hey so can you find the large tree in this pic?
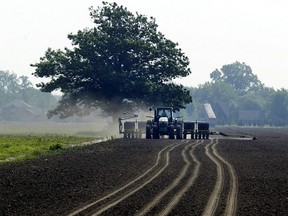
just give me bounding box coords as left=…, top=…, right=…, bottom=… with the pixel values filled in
left=31, top=2, right=192, bottom=119
left=210, top=61, right=263, bottom=94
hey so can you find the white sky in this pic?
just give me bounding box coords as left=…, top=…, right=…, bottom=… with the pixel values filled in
left=1, top=0, right=288, bottom=89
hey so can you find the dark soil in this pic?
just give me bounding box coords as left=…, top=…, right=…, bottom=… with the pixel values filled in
left=0, top=128, right=288, bottom=215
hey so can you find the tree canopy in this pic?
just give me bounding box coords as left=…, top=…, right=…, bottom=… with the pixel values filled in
left=268, top=89, right=288, bottom=126
left=210, top=61, right=263, bottom=94
left=0, top=70, right=33, bottom=107
left=32, top=2, right=192, bottom=118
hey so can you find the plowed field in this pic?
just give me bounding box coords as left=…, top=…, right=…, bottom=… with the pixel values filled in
left=1, top=128, right=288, bottom=215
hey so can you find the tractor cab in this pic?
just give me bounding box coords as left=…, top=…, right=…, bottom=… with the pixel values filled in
left=146, top=107, right=178, bottom=139
left=155, top=107, right=173, bottom=123
left=146, top=106, right=210, bottom=140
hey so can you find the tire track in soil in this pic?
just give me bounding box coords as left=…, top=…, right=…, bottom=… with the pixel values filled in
left=157, top=140, right=202, bottom=216
left=67, top=140, right=185, bottom=216
left=68, top=139, right=238, bottom=216
left=137, top=140, right=202, bottom=216
left=212, top=141, right=238, bottom=216
left=202, top=139, right=238, bottom=216
left=202, top=139, right=224, bottom=216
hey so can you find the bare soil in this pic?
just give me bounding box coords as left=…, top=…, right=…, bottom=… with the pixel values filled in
left=0, top=128, right=287, bottom=215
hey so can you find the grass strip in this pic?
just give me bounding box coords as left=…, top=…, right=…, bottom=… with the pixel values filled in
left=0, top=134, right=97, bottom=163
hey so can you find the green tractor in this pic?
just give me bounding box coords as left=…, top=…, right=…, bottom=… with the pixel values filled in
left=145, top=107, right=183, bottom=139
left=118, top=107, right=209, bottom=139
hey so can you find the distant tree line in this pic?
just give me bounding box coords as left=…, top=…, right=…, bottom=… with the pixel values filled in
left=182, top=61, right=288, bottom=126
left=0, top=70, right=57, bottom=121
left=3, top=60, right=287, bottom=126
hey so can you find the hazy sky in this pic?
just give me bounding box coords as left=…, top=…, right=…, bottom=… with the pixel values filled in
left=1, top=0, right=288, bottom=89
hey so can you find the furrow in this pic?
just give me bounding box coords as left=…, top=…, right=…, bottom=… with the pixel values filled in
left=137, top=140, right=196, bottom=216
left=158, top=140, right=202, bottom=216
left=67, top=141, right=181, bottom=216
left=90, top=141, right=185, bottom=216
left=212, top=142, right=238, bottom=216
left=202, top=140, right=224, bottom=216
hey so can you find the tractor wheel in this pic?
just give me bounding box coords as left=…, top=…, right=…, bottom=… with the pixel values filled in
left=199, top=133, right=203, bottom=139
left=124, top=132, right=128, bottom=139
left=191, top=132, right=194, bottom=139
left=153, top=125, right=159, bottom=139
left=176, top=125, right=182, bottom=139
left=169, top=125, right=174, bottom=139
left=146, top=125, right=151, bottom=139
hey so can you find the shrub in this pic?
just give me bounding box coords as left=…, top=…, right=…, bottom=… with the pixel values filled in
left=49, top=143, right=63, bottom=151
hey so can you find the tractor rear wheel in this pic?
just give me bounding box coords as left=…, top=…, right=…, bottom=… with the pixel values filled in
left=183, top=132, right=187, bottom=139
left=146, top=125, right=151, bottom=139
left=124, top=132, right=128, bottom=139
left=169, top=125, right=174, bottom=139
left=176, top=125, right=182, bottom=139
left=206, top=132, right=209, bottom=139
left=153, top=125, right=159, bottom=139
left=191, top=132, right=194, bottom=139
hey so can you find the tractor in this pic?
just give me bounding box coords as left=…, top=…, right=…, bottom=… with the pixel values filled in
left=145, top=107, right=183, bottom=139
left=118, top=107, right=257, bottom=140
left=118, top=107, right=210, bottom=139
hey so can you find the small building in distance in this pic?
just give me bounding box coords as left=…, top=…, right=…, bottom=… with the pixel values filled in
left=203, top=103, right=216, bottom=127
left=0, top=99, right=44, bottom=122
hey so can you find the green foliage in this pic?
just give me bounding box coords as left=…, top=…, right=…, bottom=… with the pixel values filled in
left=186, top=82, right=238, bottom=123
left=210, top=61, right=263, bottom=94
left=196, top=81, right=237, bottom=104
left=268, top=89, right=288, bottom=126
left=0, top=134, right=95, bottom=163
left=185, top=61, right=288, bottom=126
left=238, top=93, right=264, bottom=110
left=0, top=70, right=57, bottom=121
left=0, top=70, right=29, bottom=108
left=32, top=1, right=192, bottom=119
left=49, top=143, right=63, bottom=151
